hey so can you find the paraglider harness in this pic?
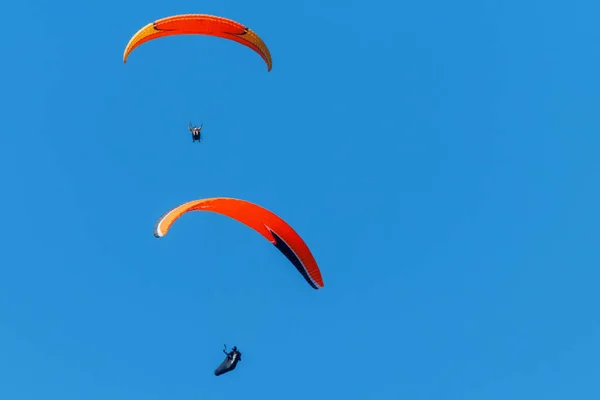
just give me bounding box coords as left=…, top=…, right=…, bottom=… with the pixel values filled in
left=189, top=122, right=203, bottom=143
left=214, top=345, right=242, bottom=376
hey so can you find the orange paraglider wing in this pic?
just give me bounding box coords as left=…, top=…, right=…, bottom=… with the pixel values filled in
left=154, top=198, right=323, bottom=289
left=123, top=14, right=272, bottom=71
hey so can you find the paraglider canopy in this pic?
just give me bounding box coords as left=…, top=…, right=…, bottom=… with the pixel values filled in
left=123, top=14, right=272, bottom=71
left=154, top=197, right=324, bottom=290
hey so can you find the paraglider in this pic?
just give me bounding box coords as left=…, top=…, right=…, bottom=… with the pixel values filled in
left=123, top=14, right=273, bottom=71
left=188, top=122, right=203, bottom=142
left=153, top=197, right=324, bottom=290
left=121, top=9, right=317, bottom=379
left=214, top=345, right=242, bottom=376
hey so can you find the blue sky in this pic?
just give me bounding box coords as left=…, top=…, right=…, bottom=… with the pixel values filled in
left=1, top=0, right=599, bottom=398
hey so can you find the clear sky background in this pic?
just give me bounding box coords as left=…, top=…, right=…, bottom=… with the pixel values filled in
left=1, top=0, right=599, bottom=399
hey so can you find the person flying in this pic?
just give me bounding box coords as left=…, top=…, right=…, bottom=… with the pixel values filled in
left=214, top=345, right=242, bottom=376
left=188, top=122, right=203, bottom=142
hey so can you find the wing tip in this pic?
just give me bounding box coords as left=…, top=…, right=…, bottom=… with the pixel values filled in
left=153, top=223, right=165, bottom=238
